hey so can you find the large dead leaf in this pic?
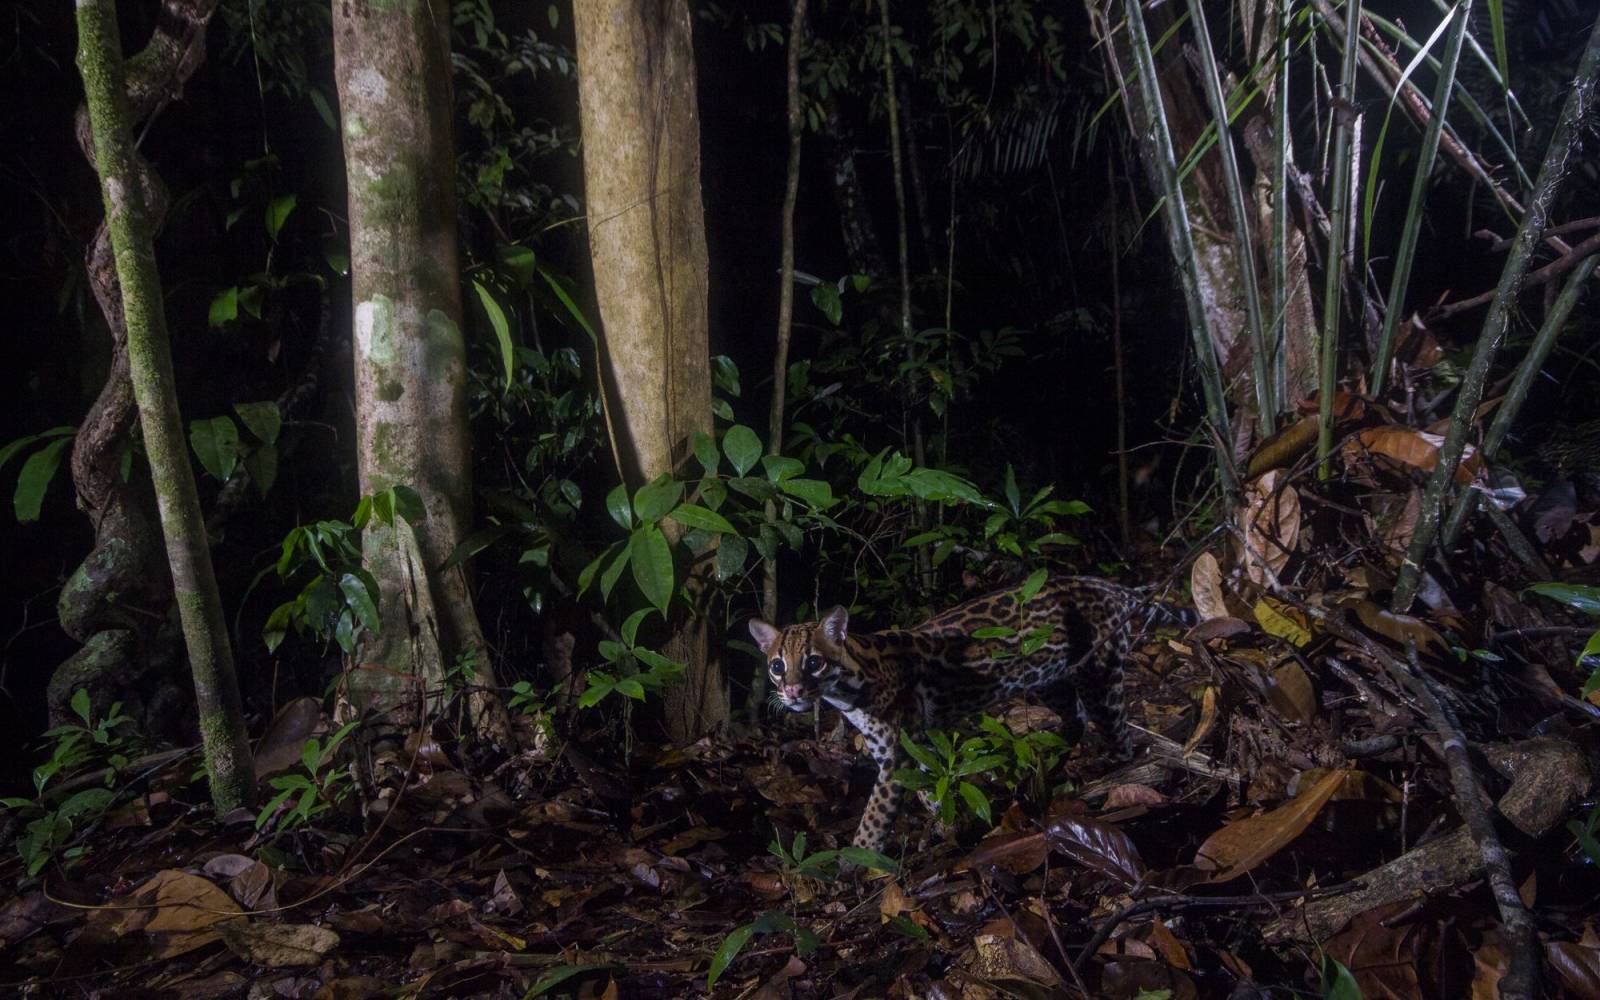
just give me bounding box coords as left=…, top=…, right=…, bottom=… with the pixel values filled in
left=1045, top=811, right=1146, bottom=885
left=1192, top=769, right=1349, bottom=883
left=1239, top=470, right=1300, bottom=584
left=1190, top=553, right=1229, bottom=622
left=1265, top=659, right=1318, bottom=723
left=1349, top=600, right=1449, bottom=657
left=219, top=921, right=340, bottom=967
left=1350, top=427, right=1482, bottom=485
left=91, top=869, right=244, bottom=960
left=1253, top=598, right=1314, bottom=647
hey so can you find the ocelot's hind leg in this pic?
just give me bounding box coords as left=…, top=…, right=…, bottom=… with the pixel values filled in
left=1078, top=657, right=1135, bottom=760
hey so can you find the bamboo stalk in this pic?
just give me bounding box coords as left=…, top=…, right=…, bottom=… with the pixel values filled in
left=1391, top=14, right=1600, bottom=611
left=1186, top=0, right=1275, bottom=432
left=1272, top=0, right=1293, bottom=406
left=1439, top=253, right=1599, bottom=547
left=1317, top=0, right=1364, bottom=479
left=1370, top=0, right=1472, bottom=396
left=1121, top=0, right=1238, bottom=503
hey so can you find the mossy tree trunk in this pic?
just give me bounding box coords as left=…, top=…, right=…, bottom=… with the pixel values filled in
left=573, top=0, right=727, bottom=742
left=74, top=0, right=254, bottom=813
left=332, top=0, right=510, bottom=745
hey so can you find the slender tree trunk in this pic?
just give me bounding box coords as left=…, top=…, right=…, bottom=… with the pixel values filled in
left=332, top=0, right=510, bottom=744
left=574, top=0, right=727, bottom=742
left=75, top=0, right=254, bottom=812
left=754, top=0, right=809, bottom=720
left=821, top=96, right=887, bottom=280
left=57, top=0, right=219, bottom=733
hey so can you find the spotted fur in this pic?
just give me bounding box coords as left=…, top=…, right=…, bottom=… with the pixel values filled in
left=749, top=575, right=1193, bottom=852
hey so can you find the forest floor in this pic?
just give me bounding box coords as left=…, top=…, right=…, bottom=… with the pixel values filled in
left=5, top=423, right=1600, bottom=997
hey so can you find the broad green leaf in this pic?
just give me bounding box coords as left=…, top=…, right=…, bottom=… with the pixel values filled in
left=334, top=608, right=356, bottom=653
left=265, top=194, right=297, bottom=241
left=189, top=417, right=240, bottom=481
left=667, top=503, right=736, bottom=534
left=439, top=524, right=513, bottom=572
left=390, top=485, right=426, bottom=523
left=578, top=678, right=614, bottom=708
left=838, top=846, right=898, bottom=872
left=308, top=87, right=337, bottom=131
left=338, top=572, right=380, bottom=632
left=958, top=781, right=992, bottom=824
left=811, top=282, right=843, bottom=325
left=630, top=523, right=674, bottom=614
left=633, top=647, right=683, bottom=675
left=779, top=478, right=835, bottom=510
left=616, top=678, right=647, bottom=700
left=1019, top=567, right=1049, bottom=603
left=538, top=267, right=599, bottom=344
left=1003, top=464, right=1021, bottom=514
left=234, top=401, right=282, bottom=445
left=692, top=430, right=720, bottom=475
left=715, top=534, right=748, bottom=581
left=242, top=443, right=277, bottom=498
left=1526, top=583, right=1600, bottom=616
left=209, top=287, right=239, bottom=327
left=1320, top=955, right=1363, bottom=1000
left=633, top=476, right=684, bottom=524
left=707, top=922, right=757, bottom=988
left=606, top=483, right=633, bottom=530
left=761, top=455, right=805, bottom=482
left=711, top=354, right=741, bottom=397
left=723, top=425, right=762, bottom=476
left=528, top=964, right=613, bottom=997
left=496, top=243, right=537, bottom=288
left=71, top=688, right=91, bottom=725
left=621, top=607, right=652, bottom=647
left=472, top=280, right=516, bottom=390
left=0, top=426, right=73, bottom=474
left=14, top=437, right=72, bottom=522
left=600, top=543, right=631, bottom=600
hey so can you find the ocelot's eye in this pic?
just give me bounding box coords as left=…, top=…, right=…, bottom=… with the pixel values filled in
left=805, top=655, right=824, bottom=673
left=769, top=659, right=784, bottom=677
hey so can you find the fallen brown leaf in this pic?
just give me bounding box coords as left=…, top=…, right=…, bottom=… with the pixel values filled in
left=1191, top=769, right=1349, bottom=883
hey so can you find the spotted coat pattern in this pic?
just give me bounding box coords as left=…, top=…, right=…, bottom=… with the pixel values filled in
left=748, top=576, right=1194, bottom=852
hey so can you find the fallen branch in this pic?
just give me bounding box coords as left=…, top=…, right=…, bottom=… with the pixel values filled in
left=1429, top=230, right=1600, bottom=320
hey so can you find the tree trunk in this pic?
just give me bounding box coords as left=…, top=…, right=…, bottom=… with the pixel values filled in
left=573, top=0, right=726, bottom=742
left=332, top=0, right=510, bottom=744
left=75, top=0, right=254, bottom=812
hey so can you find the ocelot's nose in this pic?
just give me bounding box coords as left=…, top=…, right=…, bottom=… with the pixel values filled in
left=782, top=684, right=804, bottom=700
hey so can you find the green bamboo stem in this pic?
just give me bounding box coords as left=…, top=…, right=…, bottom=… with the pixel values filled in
left=1370, top=0, right=1472, bottom=396
left=1272, top=0, right=1293, bottom=406
left=1122, top=0, right=1238, bottom=502
left=1439, top=252, right=1599, bottom=547
left=1317, top=0, right=1364, bottom=480
left=76, top=0, right=255, bottom=812
left=1186, top=0, right=1275, bottom=433
left=1391, top=14, right=1600, bottom=612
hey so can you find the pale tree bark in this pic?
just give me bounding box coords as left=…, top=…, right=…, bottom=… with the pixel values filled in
left=75, top=0, right=254, bottom=812
left=332, top=0, right=510, bottom=744
left=573, top=0, right=727, bottom=742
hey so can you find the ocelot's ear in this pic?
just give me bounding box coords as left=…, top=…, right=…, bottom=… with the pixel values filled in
left=748, top=619, right=779, bottom=650
left=820, top=605, right=849, bottom=645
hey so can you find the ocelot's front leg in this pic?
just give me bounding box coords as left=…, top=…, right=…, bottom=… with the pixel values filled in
left=848, top=714, right=905, bottom=853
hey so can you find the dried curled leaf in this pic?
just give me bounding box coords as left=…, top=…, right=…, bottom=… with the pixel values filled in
left=1192, top=769, right=1350, bottom=883
left=1239, top=470, right=1300, bottom=584
left=1190, top=552, right=1229, bottom=622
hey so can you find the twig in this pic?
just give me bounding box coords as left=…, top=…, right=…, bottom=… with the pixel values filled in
left=1430, top=231, right=1600, bottom=320
left=1071, top=882, right=1358, bottom=974
left=1385, top=640, right=1541, bottom=1000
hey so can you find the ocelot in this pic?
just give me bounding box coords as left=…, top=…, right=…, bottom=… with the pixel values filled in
left=749, top=575, right=1194, bottom=852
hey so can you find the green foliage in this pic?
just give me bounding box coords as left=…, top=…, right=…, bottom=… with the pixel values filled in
left=261, top=486, right=422, bottom=656
left=577, top=609, right=685, bottom=709
left=707, top=833, right=898, bottom=988
left=896, top=715, right=1071, bottom=828
left=1570, top=803, right=1600, bottom=867
left=1524, top=583, right=1600, bottom=697
left=0, top=690, right=139, bottom=877
left=0, top=426, right=76, bottom=523
left=254, top=720, right=360, bottom=836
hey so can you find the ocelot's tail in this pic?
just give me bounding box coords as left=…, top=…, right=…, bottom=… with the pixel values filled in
left=1128, top=593, right=1197, bottom=634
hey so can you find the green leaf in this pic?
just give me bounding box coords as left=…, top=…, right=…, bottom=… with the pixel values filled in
left=189, top=417, right=240, bottom=481
left=71, top=688, right=92, bottom=725
left=723, top=425, right=763, bottom=476
left=1320, top=955, right=1363, bottom=1000
left=971, top=625, right=1016, bottom=639
left=707, top=922, right=758, bottom=988
left=265, top=194, right=297, bottom=241
left=958, top=781, right=992, bottom=824
left=711, top=354, right=741, bottom=397
left=578, top=678, right=615, bottom=709
left=389, top=485, right=425, bottom=523
left=440, top=524, right=513, bottom=572
left=838, top=846, right=898, bottom=872
left=692, top=431, right=720, bottom=475
left=528, top=964, right=612, bottom=997
left=899, top=731, right=940, bottom=770
left=811, top=282, right=843, bottom=325
left=1003, top=464, right=1021, bottom=515
left=209, top=286, right=239, bottom=327
left=538, top=267, right=599, bottom=344
left=1526, top=583, right=1600, bottom=616
left=307, top=87, right=337, bottom=130
left=633, top=646, right=683, bottom=677
left=621, top=607, right=652, bottom=647
left=496, top=244, right=537, bottom=288
left=779, top=478, right=835, bottom=511
left=633, top=476, right=684, bottom=524
left=630, top=523, right=674, bottom=614
left=616, top=678, right=647, bottom=700
left=334, top=608, right=356, bottom=653
left=761, top=455, right=805, bottom=482
left=338, top=572, right=380, bottom=632
left=234, top=401, right=282, bottom=445
left=599, top=543, right=631, bottom=600
left=13, top=437, right=71, bottom=522
left=667, top=503, right=736, bottom=534
left=606, top=483, right=633, bottom=530
left=0, top=427, right=73, bottom=475
left=1019, top=567, right=1049, bottom=603
left=472, top=280, right=516, bottom=390
left=715, top=534, right=748, bottom=581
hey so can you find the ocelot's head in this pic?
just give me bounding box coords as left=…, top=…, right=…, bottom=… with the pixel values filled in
left=748, top=607, right=851, bottom=711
